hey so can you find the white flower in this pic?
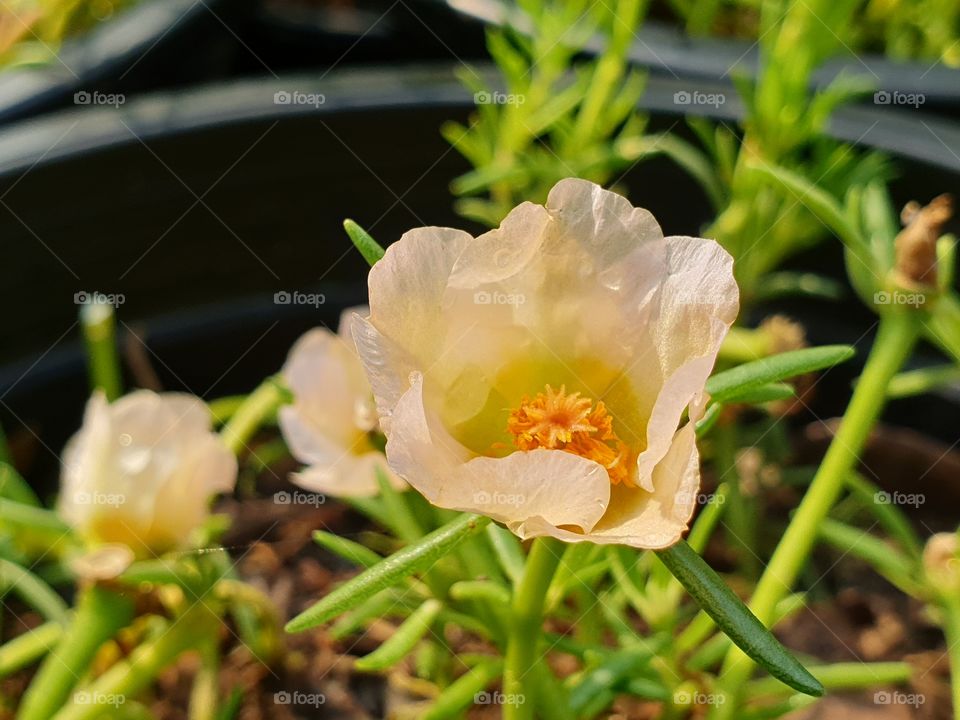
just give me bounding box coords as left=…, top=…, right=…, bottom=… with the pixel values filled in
left=58, top=390, right=236, bottom=555
left=352, top=178, right=739, bottom=548
left=279, top=309, right=405, bottom=498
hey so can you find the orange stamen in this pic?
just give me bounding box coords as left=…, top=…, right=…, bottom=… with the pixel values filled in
left=507, top=384, right=633, bottom=486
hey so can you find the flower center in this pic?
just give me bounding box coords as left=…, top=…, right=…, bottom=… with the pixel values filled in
left=507, top=384, right=633, bottom=486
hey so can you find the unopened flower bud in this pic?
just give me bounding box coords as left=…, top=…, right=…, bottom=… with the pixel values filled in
left=923, top=532, right=960, bottom=596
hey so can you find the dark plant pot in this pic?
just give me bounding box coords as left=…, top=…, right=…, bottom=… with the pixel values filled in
left=0, top=0, right=490, bottom=126
left=1, top=64, right=958, bottom=497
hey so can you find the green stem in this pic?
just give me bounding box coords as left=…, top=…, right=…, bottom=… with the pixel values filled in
left=746, top=661, right=913, bottom=698
left=0, top=558, right=68, bottom=623
left=52, top=604, right=212, bottom=720
left=712, top=312, right=919, bottom=717
left=218, top=378, right=286, bottom=455
left=187, top=631, right=220, bottom=720
left=80, top=303, right=122, bottom=402
left=944, top=597, right=960, bottom=720
left=0, top=462, right=40, bottom=506
left=206, top=396, right=247, bottom=426
left=717, top=423, right=758, bottom=578
left=0, top=621, right=64, bottom=678
left=503, top=537, right=564, bottom=720
left=18, top=585, right=135, bottom=720
left=0, top=422, right=11, bottom=465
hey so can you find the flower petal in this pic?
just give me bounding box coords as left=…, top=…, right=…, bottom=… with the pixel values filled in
left=386, top=372, right=610, bottom=532
left=524, top=421, right=701, bottom=549
left=631, top=236, right=738, bottom=490
left=292, top=451, right=402, bottom=498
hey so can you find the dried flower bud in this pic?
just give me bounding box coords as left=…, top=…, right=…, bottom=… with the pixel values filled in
left=760, top=315, right=807, bottom=355
left=894, top=194, right=953, bottom=288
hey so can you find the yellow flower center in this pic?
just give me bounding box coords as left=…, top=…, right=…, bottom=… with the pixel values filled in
left=507, top=384, right=634, bottom=487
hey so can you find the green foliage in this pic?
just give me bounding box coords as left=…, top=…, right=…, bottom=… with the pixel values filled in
left=705, top=345, right=856, bottom=402
left=0, top=0, right=138, bottom=69
left=444, top=0, right=651, bottom=226
left=343, top=219, right=386, bottom=267
left=286, top=514, right=491, bottom=632
left=669, top=0, right=960, bottom=66
left=699, top=0, right=892, bottom=301
left=656, top=541, right=823, bottom=697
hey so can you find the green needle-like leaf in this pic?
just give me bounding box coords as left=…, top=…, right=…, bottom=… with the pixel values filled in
left=655, top=540, right=823, bottom=697
left=313, top=530, right=383, bottom=568
left=706, top=345, right=855, bottom=403
left=0, top=462, right=39, bottom=506
left=354, top=599, right=442, bottom=671
left=0, top=559, right=68, bottom=623
left=421, top=657, right=504, bottom=720
left=286, top=514, right=490, bottom=632
left=718, top=382, right=795, bottom=405
left=17, top=586, right=135, bottom=720
left=343, top=219, right=385, bottom=267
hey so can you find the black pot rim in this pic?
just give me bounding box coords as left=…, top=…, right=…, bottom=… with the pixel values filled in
left=0, top=0, right=215, bottom=124
left=0, top=63, right=956, bottom=179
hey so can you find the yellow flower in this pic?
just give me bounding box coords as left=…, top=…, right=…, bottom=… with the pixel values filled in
left=352, top=179, right=738, bottom=549
left=279, top=309, right=405, bottom=497
left=58, top=390, right=236, bottom=555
